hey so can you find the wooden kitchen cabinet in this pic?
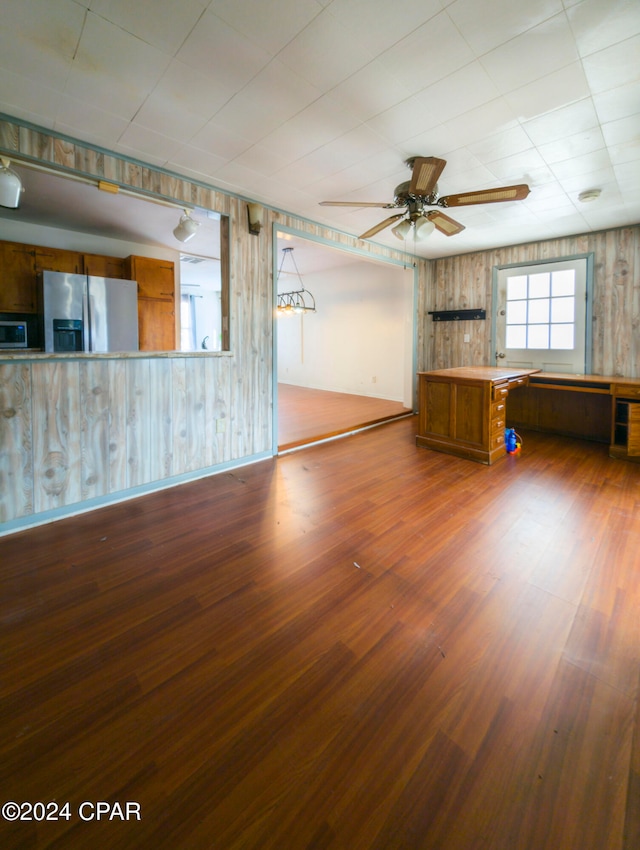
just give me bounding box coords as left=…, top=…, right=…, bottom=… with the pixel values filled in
left=137, top=298, right=176, bottom=352
left=124, top=255, right=175, bottom=300
left=0, top=240, right=37, bottom=312
left=35, top=246, right=83, bottom=274
left=124, top=255, right=176, bottom=350
left=82, top=253, right=125, bottom=278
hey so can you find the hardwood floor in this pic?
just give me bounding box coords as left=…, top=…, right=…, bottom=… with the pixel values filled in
left=278, top=383, right=412, bottom=450
left=1, top=418, right=639, bottom=849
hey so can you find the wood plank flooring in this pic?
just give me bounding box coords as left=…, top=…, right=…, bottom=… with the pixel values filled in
left=278, top=383, right=412, bottom=450
left=1, top=418, right=639, bottom=849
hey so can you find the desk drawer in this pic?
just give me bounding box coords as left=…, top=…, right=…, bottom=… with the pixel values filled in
left=508, top=376, right=528, bottom=390
left=493, top=383, right=509, bottom=402
left=613, top=384, right=640, bottom=399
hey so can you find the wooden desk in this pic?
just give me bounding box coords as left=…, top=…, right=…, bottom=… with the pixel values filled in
left=417, top=368, right=640, bottom=464
left=509, top=372, right=640, bottom=461
left=416, top=367, right=540, bottom=465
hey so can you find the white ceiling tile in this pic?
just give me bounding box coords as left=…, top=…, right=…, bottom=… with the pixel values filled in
left=504, top=63, right=590, bottom=122
left=138, top=60, right=234, bottom=127
left=88, top=0, right=207, bottom=54
left=367, top=93, right=441, bottom=145
left=0, top=70, right=63, bottom=126
left=608, top=138, right=640, bottom=167
left=550, top=148, right=613, bottom=180
left=601, top=114, right=640, bottom=147
left=566, top=0, right=640, bottom=57
left=327, top=0, right=443, bottom=54
left=54, top=94, right=129, bottom=146
left=168, top=145, right=229, bottom=180
left=581, top=34, right=640, bottom=94
left=209, top=60, right=322, bottom=142
left=0, top=0, right=84, bottom=89
left=413, top=64, right=502, bottom=126
left=557, top=165, right=617, bottom=194
left=468, top=126, right=537, bottom=164
left=209, top=0, right=324, bottom=54
left=189, top=121, right=254, bottom=161
left=593, top=80, right=640, bottom=123
left=65, top=12, right=171, bottom=119
left=432, top=99, right=520, bottom=151
left=117, top=123, right=184, bottom=163
left=257, top=95, right=361, bottom=161
left=176, top=8, right=271, bottom=86
left=481, top=14, right=579, bottom=93
left=522, top=98, right=600, bottom=145
left=447, top=0, right=564, bottom=55
left=378, top=11, right=475, bottom=96
left=330, top=61, right=413, bottom=123
left=485, top=148, right=549, bottom=182
left=537, top=126, right=606, bottom=164
left=277, top=10, right=374, bottom=90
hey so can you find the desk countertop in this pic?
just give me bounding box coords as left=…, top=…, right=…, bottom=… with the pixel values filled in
left=418, top=366, right=541, bottom=382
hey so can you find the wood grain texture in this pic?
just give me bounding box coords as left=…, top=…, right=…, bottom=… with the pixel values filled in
left=0, top=418, right=639, bottom=849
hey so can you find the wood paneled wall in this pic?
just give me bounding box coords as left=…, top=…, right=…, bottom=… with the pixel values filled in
left=420, top=227, right=640, bottom=378
left=0, top=118, right=414, bottom=530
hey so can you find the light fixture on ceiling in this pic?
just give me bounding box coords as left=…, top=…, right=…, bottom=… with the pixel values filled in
left=392, top=213, right=435, bottom=241
left=578, top=188, right=601, bottom=203
left=276, top=247, right=316, bottom=316
left=247, top=202, right=264, bottom=236
left=173, top=209, right=199, bottom=242
left=0, top=157, right=24, bottom=208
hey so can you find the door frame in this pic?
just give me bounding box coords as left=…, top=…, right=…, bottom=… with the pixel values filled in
left=272, top=226, right=419, bottom=456
left=491, top=252, right=595, bottom=374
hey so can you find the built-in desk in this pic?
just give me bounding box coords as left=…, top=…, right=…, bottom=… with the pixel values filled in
left=416, top=367, right=540, bottom=464
left=508, top=372, right=640, bottom=462
left=417, top=368, right=640, bottom=464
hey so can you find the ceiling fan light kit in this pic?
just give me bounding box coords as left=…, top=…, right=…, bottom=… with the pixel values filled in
left=320, top=156, right=531, bottom=243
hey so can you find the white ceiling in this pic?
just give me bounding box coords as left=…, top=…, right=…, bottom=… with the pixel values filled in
left=0, top=0, right=638, bottom=259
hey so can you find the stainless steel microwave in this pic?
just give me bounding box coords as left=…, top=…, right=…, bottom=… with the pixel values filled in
left=0, top=320, right=28, bottom=348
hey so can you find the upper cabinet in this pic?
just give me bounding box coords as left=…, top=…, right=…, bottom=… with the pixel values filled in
left=82, top=253, right=125, bottom=279
left=124, top=255, right=176, bottom=351
left=0, top=241, right=37, bottom=312
left=35, top=247, right=84, bottom=275
left=125, top=255, right=175, bottom=300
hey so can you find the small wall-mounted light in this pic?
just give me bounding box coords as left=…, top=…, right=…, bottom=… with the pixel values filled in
left=247, top=202, right=264, bottom=236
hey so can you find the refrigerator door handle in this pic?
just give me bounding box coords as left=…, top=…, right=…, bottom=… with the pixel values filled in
left=83, top=289, right=92, bottom=351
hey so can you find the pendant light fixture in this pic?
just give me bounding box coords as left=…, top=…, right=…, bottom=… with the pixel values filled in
left=0, top=157, right=24, bottom=208
left=276, top=247, right=316, bottom=315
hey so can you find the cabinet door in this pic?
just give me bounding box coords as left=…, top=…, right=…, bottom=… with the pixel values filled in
left=35, top=247, right=83, bottom=274
left=138, top=299, right=176, bottom=351
left=83, top=253, right=125, bottom=278
left=628, top=405, right=640, bottom=456
left=0, top=241, right=37, bottom=312
left=125, top=256, right=175, bottom=300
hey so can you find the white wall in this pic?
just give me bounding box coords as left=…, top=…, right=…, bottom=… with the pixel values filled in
left=277, top=255, right=414, bottom=406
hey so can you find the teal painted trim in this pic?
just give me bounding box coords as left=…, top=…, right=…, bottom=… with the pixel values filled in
left=274, top=224, right=418, bottom=268
left=0, top=451, right=273, bottom=539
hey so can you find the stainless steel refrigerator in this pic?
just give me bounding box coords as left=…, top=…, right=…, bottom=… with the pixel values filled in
left=40, top=271, right=139, bottom=352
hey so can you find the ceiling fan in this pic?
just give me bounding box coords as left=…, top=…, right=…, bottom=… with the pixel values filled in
left=320, top=156, right=530, bottom=241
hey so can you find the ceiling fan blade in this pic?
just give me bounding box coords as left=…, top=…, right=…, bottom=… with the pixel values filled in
left=319, top=200, right=393, bottom=208
left=438, top=184, right=530, bottom=207
left=359, top=213, right=406, bottom=240
left=409, top=156, right=446, bottom=196
left=426, top=210, right=465, bottom=236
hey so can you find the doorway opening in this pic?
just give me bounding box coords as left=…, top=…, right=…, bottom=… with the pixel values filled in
left=275, top=231, right=416, bottom=451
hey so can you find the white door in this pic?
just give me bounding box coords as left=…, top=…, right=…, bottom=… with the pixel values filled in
left=494, top=258, right=588, bottom=373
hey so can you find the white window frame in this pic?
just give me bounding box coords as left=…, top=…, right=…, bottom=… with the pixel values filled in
left=492, top=254, right=594, bottom=375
